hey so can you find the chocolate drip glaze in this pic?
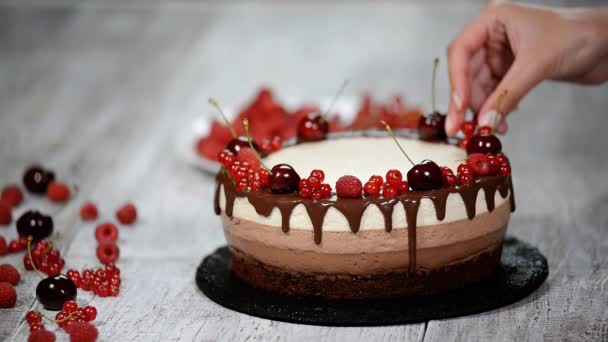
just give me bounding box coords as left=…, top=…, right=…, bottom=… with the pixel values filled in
left=215, top=172, right=515, bottom=271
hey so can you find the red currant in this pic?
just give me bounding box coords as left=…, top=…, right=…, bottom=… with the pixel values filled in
left=499, top=164, right=511, bottom=176
left=398, top=181, right=409, bottom=194
left=364, top=182, right=380, bottom=196
left=29, top=323, right=45, bottom=333
left=457, top=163, right=472, bottom=175
left=458, top=173, right=474, bottom=185
left=235, top=178, right=249, bottom=192
left=257, top=168, right=270, bottom=186
left=478, top=126, right=493, bottom=135
left=309, top=170, right=325, bottom=182
left=82, top=306, right=97, bottom=322
left=382, top=185, right=397, bottom=197
left=460, top=137, right=470, bottom=149
left=25, top=310, right=42, bottom=326
left=461, top=121, right=476, bottom=137
left=308, top=176, right=321, bottom=190
left=320, top=184, right=332, bottom=198
left=385, top=170, right=402, bottom=186
left=369, top=175, right=383, bottom=186
left=62, top=300, right=78, bottom=314
left=445, top=173, right=457, bottom=187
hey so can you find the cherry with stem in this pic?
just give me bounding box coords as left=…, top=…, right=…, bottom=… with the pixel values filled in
left=418, top=58, right=447, bottom=141
left=297, top=80, right=349, bottom=142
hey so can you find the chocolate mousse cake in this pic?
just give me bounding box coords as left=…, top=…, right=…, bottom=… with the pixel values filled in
left=213, top=114, right=515, bottom=299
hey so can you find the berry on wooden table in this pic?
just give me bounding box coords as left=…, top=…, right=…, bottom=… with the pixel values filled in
left=95, top=223, right=118, bottom=243
left=0, top=282, right=16, bottom=308
left=26, top=310, right=42, bottom=326
left=17, top=211, right=53, bottom=241
left=336, top=176, right=363, bottom=198
left=28, top=328, right=56, bottom=342
left=0, top=264, right=21, bottom=285
left=36, top=274, right=77, bottom=311
left=97, top=243, right=119, bottom=264
left=1, top=185, right=23, bottom=207
left=82, top=305, right=97, bottom=322
left=116, top=203, right=137, bottom=225
left=0, top=201, right=11, bottom=225
left=65, top=322, right=98, bottom=342
left=80, top=202, right=98, bottom=221
left=47, top=181, right=71, bottom=202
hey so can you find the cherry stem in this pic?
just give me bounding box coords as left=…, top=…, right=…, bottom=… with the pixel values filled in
left=321, top=80, right=350, bottom=122
left=26, top=236, right=45, bottom=280
left=208, top=98, right=237, bottom=138
left=493, top=90, right=508, bottom=133
left=431, top=57, right=439, bottom=113
left=242, top=119, right=270, bottom=172
left=380, top=120, right=415, bottom=166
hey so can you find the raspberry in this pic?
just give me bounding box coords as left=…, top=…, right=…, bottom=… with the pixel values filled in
left=80, top=202, right=98, bottom=221
left=0, top=282, right=16, bottom=308
left=95, top=223, right=118, bottom=243
left=0, top=237, right=6, bottom=256
left=0, top=201, right=11, bottom=225
left=336, top=176, right=363, bottom=198
left=28, top=329, right=56, bottom=342
left=65, top=322, right=98, bottom=342
left=116, top=203, right=137, bottom=225
left=237, top=148, right=260, bottom=170
left=467, top=153, right=491, bottom=176
left=0, top=264, right=21, bottom=285
left=1, top=185, right=23, bottom=207
left=47, top=181, right=70, bottom=202
left=97, top=243, right=119, bottom=264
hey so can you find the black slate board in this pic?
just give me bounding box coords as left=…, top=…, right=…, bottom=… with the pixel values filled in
left=195, top=237, right=548, bottom=326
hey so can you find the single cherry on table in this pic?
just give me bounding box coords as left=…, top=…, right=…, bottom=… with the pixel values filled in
left=23, top=166, right=55, bottom=194
left=16, top=211, right=53, bottom=241
left=36, top=274, right=77, bottom=311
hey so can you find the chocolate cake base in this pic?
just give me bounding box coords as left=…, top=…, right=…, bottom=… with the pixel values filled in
left=195, top=237, right=548, bottom=326
left=230, top=245, right=502, bottom=299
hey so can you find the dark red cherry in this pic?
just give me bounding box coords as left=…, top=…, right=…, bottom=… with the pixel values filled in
left=418, top=112, right=447, bottom=141
left=17, top=210, right=53, bottom=241
left=36, top=274, right=77, bottom=311
left=23, top=166, right=55, bottom=194
left=466, top=134, right=502, bottom=155
left=297, top=112, right=328, bottom=143
left=269, top=164, right=301, bottom=194
left=407, top=159, right=444, bottom=191
left=226, top=137, right=261, bottom=156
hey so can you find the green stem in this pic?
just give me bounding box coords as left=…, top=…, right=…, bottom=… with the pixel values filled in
left=381, top=120, right=415, bottom=166
left=243, top=119, right=270, bottom=172
left=209, top=98, right=237, bottom=138
left=431, top=57, right=439, bottom=113
left=322, top=80, right=350, bottom=121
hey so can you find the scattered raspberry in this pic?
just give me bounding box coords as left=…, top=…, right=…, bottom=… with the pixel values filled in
left=65, top=322, right=98, bottom=342
left=0, top=282, right=16, bottom=308
left=0, top=264, right=20, bottom=285
left=335, top=176, right=363, bottom=198
left=1, top=185, right=23, bottom=207
left=116, top=203, right=137, bottom=225
left=0, top=201, right=11, bottom=225
left=97, top=243, right=119, bottom=264
left=28, top=329, right=56, bottom=342
left=237, top=148, right=260, bottom=170
left=47, top=181, right=70, bottom=202
left=0, top=237, right=7, bottom=256
left=95, top=223, right=118, bottom=243
left=80, top=202, right=98, bottom=221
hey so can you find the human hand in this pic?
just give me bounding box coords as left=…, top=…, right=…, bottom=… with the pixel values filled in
left=445, top=2, right=608, bottom=136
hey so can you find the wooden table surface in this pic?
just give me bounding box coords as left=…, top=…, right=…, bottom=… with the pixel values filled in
left=0, top=1, right=607, bottom=341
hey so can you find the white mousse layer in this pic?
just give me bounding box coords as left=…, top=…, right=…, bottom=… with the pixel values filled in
left=220, top=136, right=510, bottom=232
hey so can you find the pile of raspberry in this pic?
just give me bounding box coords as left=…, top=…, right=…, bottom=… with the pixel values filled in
left=66, top=263, right=121, bottom=297
left=298, top=170, right=332, bottom=199
left=363, top=170, right=409, bottom=197
left=218, top=149, right=270, bottom=192
left=23, top=240, right=65, bottom=276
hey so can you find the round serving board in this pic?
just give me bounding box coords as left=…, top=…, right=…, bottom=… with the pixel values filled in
left=195, top=237, right=548, bottom=326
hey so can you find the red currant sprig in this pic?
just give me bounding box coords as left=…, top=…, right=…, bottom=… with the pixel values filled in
left=24, top=238, right=65, bottom=277
left=299, top=169, right=332, bottom=199
left=66, top=263, right=121, bottom=297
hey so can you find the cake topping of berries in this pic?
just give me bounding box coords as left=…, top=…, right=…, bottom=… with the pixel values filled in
left=465, top=90, right=507, bottom=155
left=17, top=211, right=54, bottom=241
left=363, top=175, right=382, bottom=196
left=299, top=170, right=332, bottom=199
left=382, top=121, right=444, bottom=191
left=418, top=58, right=447, bottom=141
left=336, top=176, right=362, bottom=198
left=269, top=164, right=301, bottom=194
left=209, top=98, right=261, bottom=155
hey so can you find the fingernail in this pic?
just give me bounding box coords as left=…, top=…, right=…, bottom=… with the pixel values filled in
left=452, top=92, right=463, bottom=111
left=497, top=118, right=508, bottom=134
left=479, top=110, right=497, bottom=127
left=445, top=114, right=455, bottom=135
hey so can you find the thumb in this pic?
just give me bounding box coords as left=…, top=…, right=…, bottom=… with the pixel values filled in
left=477, top=59, right=545, bottom=129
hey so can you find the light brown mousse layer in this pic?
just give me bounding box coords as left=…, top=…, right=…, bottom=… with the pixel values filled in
left=222, top=201, right=510, bottom=275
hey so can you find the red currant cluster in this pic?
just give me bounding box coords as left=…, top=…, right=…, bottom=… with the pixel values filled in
left=298, top=170, right=332, bottom=199
left=26, top=304, right=98, bottom=341
left=23, top=240, right=65, bottom=276
left=66, top=263, right=121, bottom=298
left=363, top=170, right=409, bottom=197
left=0, top=236, right=27, bottom=255
left=455, top=153, right=511, bottom=185
left=218, top=149, right=270, bottom=193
